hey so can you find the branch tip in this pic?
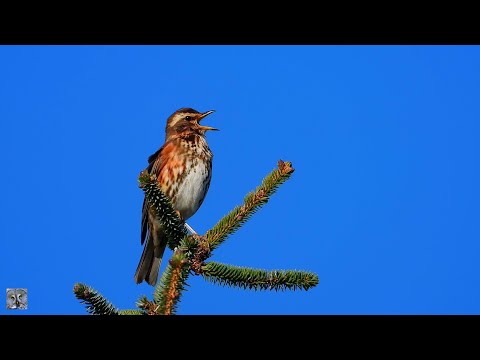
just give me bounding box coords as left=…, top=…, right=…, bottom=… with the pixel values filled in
left=278, top=159, right=294, bottom=174
left=138, top=170, right=157, bottom=188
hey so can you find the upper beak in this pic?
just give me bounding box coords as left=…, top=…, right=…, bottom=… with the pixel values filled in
left=197, top=110, right=219, bottom=131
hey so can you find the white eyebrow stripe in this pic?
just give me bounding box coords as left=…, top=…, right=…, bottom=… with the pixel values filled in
left=169, top=113, right=199, bottom=127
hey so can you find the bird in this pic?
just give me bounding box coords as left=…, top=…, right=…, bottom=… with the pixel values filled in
left=6, top=288, right=27, bottom=310
left=134, top=108, right=218, bottom=286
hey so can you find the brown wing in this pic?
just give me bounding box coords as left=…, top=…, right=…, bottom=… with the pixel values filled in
left=141, top=145, right=163, bottom=245
left=140, top=141, right=177, bottom=245
left=140, top=197, right=149, bottom=245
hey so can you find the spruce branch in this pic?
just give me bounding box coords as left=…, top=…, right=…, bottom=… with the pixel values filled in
left=190, top=235, right=212, bottom=274
left=138, top=170, right=187, bottom=250
left=152, top=250, right=191, bottom=315
left=136, top=295, right=160, bottom=315
left=136, top=295, right=150, bottom=310
left=204, top=160, right=294, bottom=252
left=73, top=283, right=119, bottom=315
left=202, top=262, right=319, bottom=291
left=118, top=309, right=146, bottom=315
left=74, top=159, right=319, bottom=314
left=177, top=233, right=200, bottom=258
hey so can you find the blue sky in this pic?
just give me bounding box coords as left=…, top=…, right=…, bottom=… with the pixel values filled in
left=1, top=45, right=479, bottom=315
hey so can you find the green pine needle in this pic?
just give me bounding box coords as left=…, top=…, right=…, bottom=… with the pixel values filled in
left=205, top=160, right=294, bottom=251
left=202, top=261, right=319, bottom=291
left=138, top=171, right=187, bottom=250
left=118, top=309, right=146, bottom=315
left=73, top=160, right=320, bottom=315
left=152, top=251, right=191, bottom=315
left=135, top=295, right=150, bottom=310
left=73, top=283, right=119, bottom=315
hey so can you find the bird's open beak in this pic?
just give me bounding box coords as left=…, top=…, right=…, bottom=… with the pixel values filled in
left=197, top=110, right=219, bottom=131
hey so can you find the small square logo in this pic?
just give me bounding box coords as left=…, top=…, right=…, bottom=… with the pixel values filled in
left=6, top=288, right=28, bottom=310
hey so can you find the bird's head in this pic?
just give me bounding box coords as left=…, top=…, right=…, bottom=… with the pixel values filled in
left=165, top=108, right=218, bottom=140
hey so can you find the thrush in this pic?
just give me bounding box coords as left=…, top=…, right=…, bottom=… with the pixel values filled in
left=134, top=108, right=218, bottom=286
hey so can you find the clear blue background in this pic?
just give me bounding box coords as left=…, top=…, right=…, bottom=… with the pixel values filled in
left=1, top=45, right=479, bottom=315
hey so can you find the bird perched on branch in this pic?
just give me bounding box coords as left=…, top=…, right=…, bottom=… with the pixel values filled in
left=134, top=108, right=218, bottom=286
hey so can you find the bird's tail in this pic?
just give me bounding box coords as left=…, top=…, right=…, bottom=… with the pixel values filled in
left=134, top=233, right=167, bottom=286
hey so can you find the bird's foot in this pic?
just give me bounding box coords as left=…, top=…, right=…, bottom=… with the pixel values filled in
left=184, top=222, right=198, bottom=235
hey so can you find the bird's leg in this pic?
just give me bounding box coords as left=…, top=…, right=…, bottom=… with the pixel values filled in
left=175, top=210, right=198, bottom=235
left=184, top=222, right=198, bottom=235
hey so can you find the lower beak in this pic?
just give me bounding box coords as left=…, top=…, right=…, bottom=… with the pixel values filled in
left=198, top=110, right=219, bottom=131
left=197, top=125, right=219, bottom=131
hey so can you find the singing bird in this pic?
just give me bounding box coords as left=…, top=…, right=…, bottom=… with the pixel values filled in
left=134, top=108, right=218, bottom=286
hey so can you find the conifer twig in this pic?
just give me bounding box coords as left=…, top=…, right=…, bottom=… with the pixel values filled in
left=73, top=283, right=119, bottom=315
left=73, top=159, right=319, bottom=315
left=152, top=250, right=191, bottom=315
left=204, top=160, right=294, bottom=252
left=201, top=262, right=319, bottom=291
left=136, top=295, right=159, bottom=315
left=118, top=309, right=146, bottom=315
left=138, top=171, right=187, bottom=250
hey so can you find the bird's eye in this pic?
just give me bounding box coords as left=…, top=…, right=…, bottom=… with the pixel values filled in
left=185, top=116, right=191, bottom=121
